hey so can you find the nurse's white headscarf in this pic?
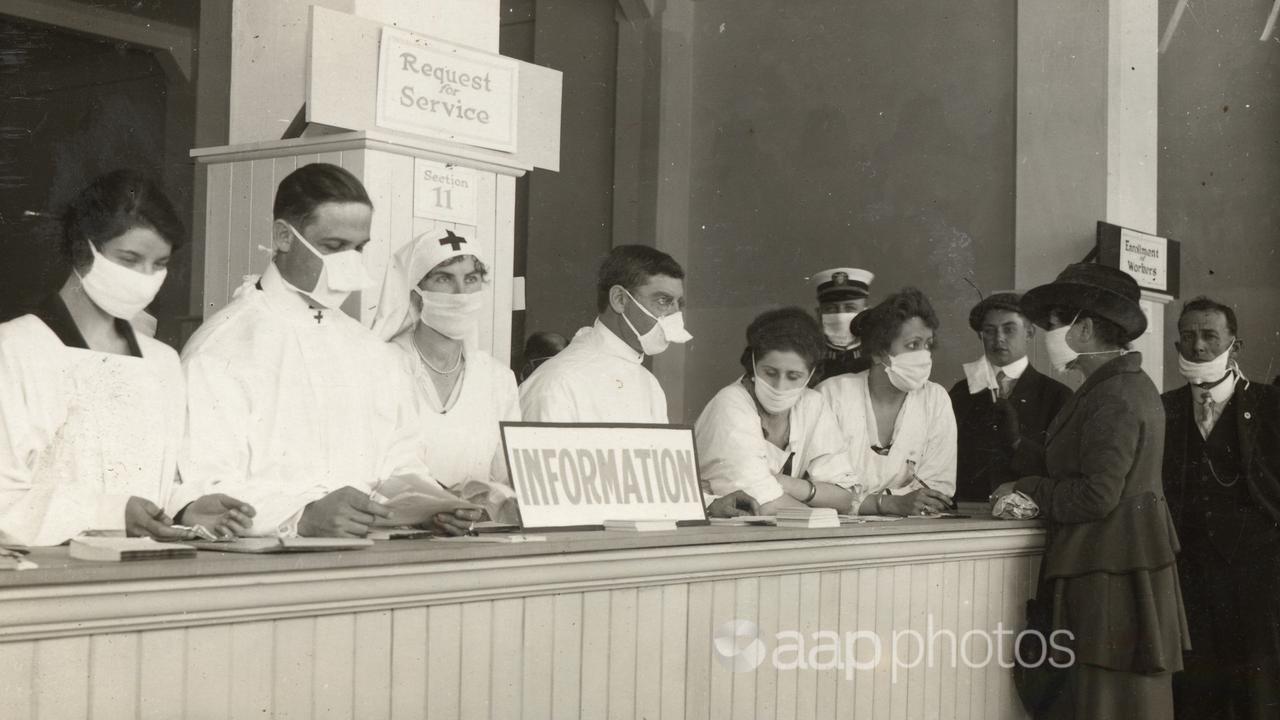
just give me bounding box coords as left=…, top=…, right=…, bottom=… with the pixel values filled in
left=371, top=228, right=488, bottom=342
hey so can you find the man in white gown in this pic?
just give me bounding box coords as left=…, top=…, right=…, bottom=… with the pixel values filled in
left=518, top=245, right=758, bottom=518
left=179, top=163, right=437, bottom=538
left=519, top=245, right=691, bottom=424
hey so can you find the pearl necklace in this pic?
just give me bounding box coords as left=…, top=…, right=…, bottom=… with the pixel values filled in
left=414, top=337, right=463, bottom=375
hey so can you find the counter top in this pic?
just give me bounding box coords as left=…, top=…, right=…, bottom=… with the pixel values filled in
left=2, top=508, right=1040, bottom=589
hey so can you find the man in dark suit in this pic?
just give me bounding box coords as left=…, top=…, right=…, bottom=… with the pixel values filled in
left=1164, top=297, right=1280, bottom=719
left=949, top=292, right=1071, bottom=502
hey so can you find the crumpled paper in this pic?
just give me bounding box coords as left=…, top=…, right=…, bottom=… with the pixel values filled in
left=993, top=491, right=1040, bottom=520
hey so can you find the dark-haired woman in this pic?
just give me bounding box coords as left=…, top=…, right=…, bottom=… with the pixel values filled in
left=991, top=264, right=1188, bottom=718
left=371, top=229, right=520, bottom=535
left=817, top=287, right=957, bottom=516
left=0, top=170, right=253, bottom=546
left=694, top=308, right=855, bottom=514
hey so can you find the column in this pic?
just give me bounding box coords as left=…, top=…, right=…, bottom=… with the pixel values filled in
left=1016, top=0, right=1164, bottom=387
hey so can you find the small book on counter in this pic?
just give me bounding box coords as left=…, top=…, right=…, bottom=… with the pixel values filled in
left=71, top=537, right=196, bottom=562
left=774, top=508, right=841, bottom=529
left=603, top=519, right=677, bottom=532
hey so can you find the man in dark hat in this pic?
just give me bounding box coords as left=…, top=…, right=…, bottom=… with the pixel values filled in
left=1161, top=296, right=1280, bottom=719
left=811, top=266, right=874, bottom=384
left=947, top=292, right=1070, bottom=502
left=992, top=263, right=1188, bottom=718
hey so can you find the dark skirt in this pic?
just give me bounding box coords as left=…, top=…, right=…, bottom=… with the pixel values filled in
left=1050, top=561, right=1189, bottom=674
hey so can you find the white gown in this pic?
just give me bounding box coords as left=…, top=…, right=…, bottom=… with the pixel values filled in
left=178, top=264, right=436, bottom=536
left=817, top=372, right=958, bottom=498
left=694, top=380, right=853, bottom=504
left=519, top=320, right=668, bottom=424
left=0, top=314, right=184, bottom=546
left=389, top=334, right=521, bottom=520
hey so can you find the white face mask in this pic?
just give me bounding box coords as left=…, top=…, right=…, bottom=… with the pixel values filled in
left=881, top=349, right=932, bottom=392
left=282, top=223, right=373, bottom=309
left=415, top=288, right=483, bottom=340
left=821, top=311, right=858, bottom=347
left=76, top=240, right=167, bottom=320
left=620, top=288, right=692, bottom=356
left=751, top=356, right=813, bottom=415
left=1178, top=343, right=1236, bottom=386
left=1042, top=325, right=1078, bottom=374
left=1043, top=313, right=1126, bottom=373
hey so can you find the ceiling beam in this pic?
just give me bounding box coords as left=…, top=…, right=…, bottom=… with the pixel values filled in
left=0, top=0, right=193, bottom=80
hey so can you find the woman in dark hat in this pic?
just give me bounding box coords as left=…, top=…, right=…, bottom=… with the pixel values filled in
left=992, top=263, right=1189, bottom=718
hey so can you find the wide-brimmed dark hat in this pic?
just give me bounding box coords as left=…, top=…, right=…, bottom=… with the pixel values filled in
left=1020, top=263, right=1146, bottom=341
left=968, top=292, right=1024, bottom=331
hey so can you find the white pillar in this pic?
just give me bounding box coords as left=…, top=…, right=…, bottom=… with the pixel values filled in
left=1016, top=0, right=1164, bottom=388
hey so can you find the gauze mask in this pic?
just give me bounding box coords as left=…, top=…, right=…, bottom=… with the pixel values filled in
left=1178, top=343, right=1236, bottom=386
left=621, top=288, right=692, bottom=356
left=282, top=223, right=373, bottom=309
left=76, top=240, right=167, bottom=320
left=751, top=356, right=812, bottom=414
left=882, top=349, right=932, bottom=392
left=1044, top=312, right=1127, bottom=374
left=415, top=288, right=484, bottom=340
left=821, top=311, right=857, bottom=347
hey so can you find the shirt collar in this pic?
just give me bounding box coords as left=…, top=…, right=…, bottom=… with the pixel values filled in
left=590, top=318, right=644, bottom=364
left=1192, top=371, right=1238, bottom=407
left=992, top=355, right=1029, bottom=380
left=259, top=263, right=331, bottom=325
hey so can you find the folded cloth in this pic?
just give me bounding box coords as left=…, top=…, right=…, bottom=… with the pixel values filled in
left=993, top=490, right=1039, bottom=520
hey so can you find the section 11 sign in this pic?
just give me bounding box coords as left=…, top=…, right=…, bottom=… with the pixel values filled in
left=500, top=423, right=709, bottom=530
left=376, top=28, right=519, bottom=153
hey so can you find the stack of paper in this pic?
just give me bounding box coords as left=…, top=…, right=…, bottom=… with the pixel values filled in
left=774, top=508, right=840, bottom=529
left=371, top=474, right=480, bottom=527
left=603, top=519, right=677, bottom=532
left=71, top=537, right=196, bottom=562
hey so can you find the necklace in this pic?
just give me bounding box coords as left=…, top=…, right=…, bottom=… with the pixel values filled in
left=413, top=337, right=463, bottom=374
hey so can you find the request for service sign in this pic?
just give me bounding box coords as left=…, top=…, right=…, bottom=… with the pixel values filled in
left=501, top=423, right=709, bottom=530
left=376, top=28, right=519, bottom=153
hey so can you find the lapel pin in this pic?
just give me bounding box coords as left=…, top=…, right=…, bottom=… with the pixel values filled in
left=1244, top=412, right=1252, bottom=420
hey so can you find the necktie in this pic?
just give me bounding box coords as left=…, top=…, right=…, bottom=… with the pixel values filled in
left=996, top=370, right=1016, bottom=400
left=1196, top=392, right=1217, bottom=438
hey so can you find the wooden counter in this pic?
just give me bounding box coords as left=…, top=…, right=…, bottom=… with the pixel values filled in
left=0, top=514, right=1043, bottom=720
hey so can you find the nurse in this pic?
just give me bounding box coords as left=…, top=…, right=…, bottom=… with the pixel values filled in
left=695, top=308, right=855, bottom=513
left=372, top=229, right=520, bottom=534
left=817, top=287, right=957, bottom=515
left=0, top=170, right=253, bottom=546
